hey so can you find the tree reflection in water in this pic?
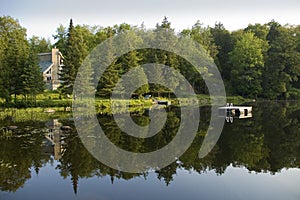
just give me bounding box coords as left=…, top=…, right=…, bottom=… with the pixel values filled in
left=1, top=101, right=300, bottom=193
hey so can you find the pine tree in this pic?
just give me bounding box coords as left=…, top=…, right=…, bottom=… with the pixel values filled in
left=59, top=19, right=89, bottom=95
left=73, top=58, right=95, bottom=99
left=153, top=18, right=179, bottom=96
left=97, top=63, right=120, bottom=97
left=210, top=22, right=234, bottom=83
left=96, top=27, right=120, bottom=97
left=21, top=37, right=46, bottom=101
left=21, top=47, right=44, bottom=102
left=144, top=54, right=165, bottom=96
left=59, top=19, right=75, bottom=95
left=119, top=50, right=149, bottom=96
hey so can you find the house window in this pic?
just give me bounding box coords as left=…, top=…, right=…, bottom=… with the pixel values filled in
left=47, top=77, right=52, bottom=82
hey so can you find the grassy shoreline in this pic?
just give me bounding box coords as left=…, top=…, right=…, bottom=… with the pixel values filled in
left=0, top=94, right=250, bottom=109
left=0, top=95, right=251, bottom=123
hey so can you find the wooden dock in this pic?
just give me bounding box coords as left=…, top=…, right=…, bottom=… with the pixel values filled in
left=218, top=104, right=252, bottom=116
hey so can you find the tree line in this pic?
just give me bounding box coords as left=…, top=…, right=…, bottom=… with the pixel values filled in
left=1, top=15, right=300, bottom=102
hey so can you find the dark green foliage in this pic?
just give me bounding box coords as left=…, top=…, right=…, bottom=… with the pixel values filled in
left=0, top=16, right=29, bottom=102
left=73, top=59, right=95, bottom=99
left=29, top=36, right=52, bottom=53
left=263, top=22, right=300, bottom=99
left=59, top=19, right=89, bottom=95
left=0, top=99, right=72, bottom=108
left=211, top=22, right=234, bottom=83
left=51, top=17, right=300, bottom=100
left=53, top=24, right=68, bottom=55
left=1, top=16, right=300, bottom=103
left=21, top=38, right=45, bottom=101
left=118, top=50, right=149, bottom=96
left=229, top=32, right=266, bottom=98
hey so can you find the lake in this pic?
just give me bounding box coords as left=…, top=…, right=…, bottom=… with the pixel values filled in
left=1, top=101, right=300, bottom=200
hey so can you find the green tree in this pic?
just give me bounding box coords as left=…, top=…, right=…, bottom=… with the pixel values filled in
left=263, top=22, right=300, bottom=99
left=97, top=64, right=120, bottom=97
left=153, top=17, right=180, bottom=96
left=59, top=19, right=89, bottom=95
left=144, top=54, right=165, bottom=96
left=180, top=21, right=219, bottom=94
left=119, top=50, right=149, bottom=96
left=229, top=32, right=266, bottom=98
left=29, top=36, right=52, bottom=53
left=0, top=16, right=29, bottom=102
left=181, top=21, right=218, bottom=59
left=53, top=24, right=68, bottom=54
left=96, top=27, right=120, bottom=97
left=244, top=23, right=269, bottom=40
left=21, top=47, right=44, bottom=102
left=210, top=23, right=234, bottom=89
left=73, top=58, right=95, bottom=99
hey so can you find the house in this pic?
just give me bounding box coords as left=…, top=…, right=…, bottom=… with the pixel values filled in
left=38, top=48, right=64, bottom=90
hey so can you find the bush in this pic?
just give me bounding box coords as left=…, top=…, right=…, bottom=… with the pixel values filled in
left=0, top=99, right=72, bottom=108
left=287, top=88, right=300, bottom=100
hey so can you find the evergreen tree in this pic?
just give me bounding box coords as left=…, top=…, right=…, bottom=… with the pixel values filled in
left=59, top=19, right=89, bottom=95
left=96, top=27, right=120, bottom=97
left=119, top=50, right=149, bottom=97
left=145, top=54, right=165, bottom=96
left=210, top=22, right=234, bottom=83
left=73, top=58, right=95, bottom=99
left=180, top=21, right=219, bottom=94
left=153, top=17, right=180, bottom=96
left=97, top=63, right=121, bottom=97
left=21, top=47, right=44, bottom=102
left=181, top=21, right=218, bottom=59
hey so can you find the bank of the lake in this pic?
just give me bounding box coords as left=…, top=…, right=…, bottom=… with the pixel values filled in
left=0, top=93, right=250, bottom=110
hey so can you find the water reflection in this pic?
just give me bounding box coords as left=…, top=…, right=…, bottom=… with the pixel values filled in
left=0, top=101, right=300, bottom=196
left=44, top=119, right=64, bottom=160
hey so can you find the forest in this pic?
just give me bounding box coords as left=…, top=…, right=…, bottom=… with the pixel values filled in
left=1, top=15, right=300, bottom=103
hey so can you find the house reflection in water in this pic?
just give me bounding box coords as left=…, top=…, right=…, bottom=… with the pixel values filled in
left=43, top=119, right=64, bottom=160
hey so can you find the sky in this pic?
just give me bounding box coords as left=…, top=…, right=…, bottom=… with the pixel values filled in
left=0, top=0, right=299, bottom=42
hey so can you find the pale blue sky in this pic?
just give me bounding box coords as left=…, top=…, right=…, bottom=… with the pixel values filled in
left=0, top=0, right=299, bottom=41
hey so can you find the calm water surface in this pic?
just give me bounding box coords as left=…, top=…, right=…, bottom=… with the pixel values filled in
left=1, top=102, right=300, bottom=200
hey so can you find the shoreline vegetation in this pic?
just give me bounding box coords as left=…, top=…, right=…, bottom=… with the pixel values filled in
left=0, top=92, right=249, bottom=108
left=0, top=92, right=250, bottom=121
left=1, top=95, right=299, bottom=126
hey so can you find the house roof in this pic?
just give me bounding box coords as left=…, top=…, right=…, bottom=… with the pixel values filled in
left=40, top=61, right=53, bottom=73
left=38, top=52, right=52, bottom=56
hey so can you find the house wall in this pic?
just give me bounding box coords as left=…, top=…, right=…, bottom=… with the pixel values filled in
left=51, top=48, right=62, bottom=90
left=39, top=48, right=63, bottom=90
